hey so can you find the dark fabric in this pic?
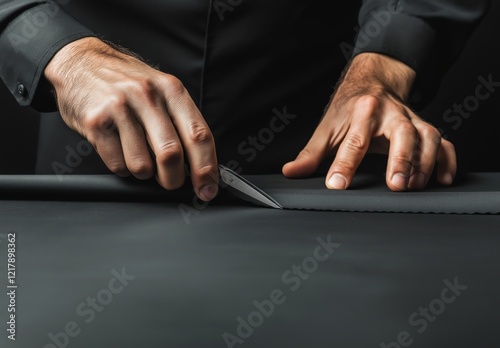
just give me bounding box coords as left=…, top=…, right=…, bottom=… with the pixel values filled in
left=0, top=173, right=194, bottom=201
left=0, top=200, right=499, bottom=347
left=249, top=173, right=500, bottom=214
left=1, top=173, right=499, bottom=214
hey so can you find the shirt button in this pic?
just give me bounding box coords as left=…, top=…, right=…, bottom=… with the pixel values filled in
left=17, top=84, right=27, bottom=97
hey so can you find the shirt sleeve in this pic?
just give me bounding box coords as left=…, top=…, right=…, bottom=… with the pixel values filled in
left=0, top=0, right=95, bottom=111
left=353, top=0, right=491, bottom=108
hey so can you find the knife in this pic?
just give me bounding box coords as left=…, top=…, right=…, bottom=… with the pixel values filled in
left=218, top=165, right=283, bottom=209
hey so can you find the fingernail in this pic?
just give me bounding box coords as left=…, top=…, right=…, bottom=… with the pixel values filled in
left=391, top=173, right=408, bottom=190
left=327, top=173, right=347, bottom=190
left=442, top=172, right=454, bottom=186
left=410, top=173, right=426, bottom=189
left=199, top=184, right=218, bottom=201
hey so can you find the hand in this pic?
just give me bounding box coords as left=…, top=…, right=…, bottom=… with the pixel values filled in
left=44, top=37, right=219, bottom=201
left=283, top=53, right=457, bottom=191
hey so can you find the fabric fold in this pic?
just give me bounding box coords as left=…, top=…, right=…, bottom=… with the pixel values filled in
left=0, top=173, right=499, bottom=214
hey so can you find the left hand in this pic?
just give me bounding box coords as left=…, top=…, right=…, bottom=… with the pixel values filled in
left=282, top=53, right=457, bottom=191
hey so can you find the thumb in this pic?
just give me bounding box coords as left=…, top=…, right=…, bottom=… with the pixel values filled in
left=282, top=129, right=329, bottom=178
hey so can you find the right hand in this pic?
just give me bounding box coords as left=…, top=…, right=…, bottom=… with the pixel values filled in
left=283, top=53, right=457, bottom=191
left=44, top=37, right=219, bottom=201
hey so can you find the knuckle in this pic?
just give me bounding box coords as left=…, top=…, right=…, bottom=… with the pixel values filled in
left=354, top=95, right=380, bottom=113
left=391, top=152, right=414, bottom=167
left=128, top=158, right=154, bottom=177
left=397, top=122, right=418, bottom=140
left=156, top=141, right=184, bottom=167
left=126, top=78, right=155, bottom=97
left=81, top=93, right=131, bottom=134
left=162, top=74, right=185, bottom=96
left=420, top=125, right=442, bottom=144
left=187, top=122, right=213, bottom=144
left=194, top=164, right=218, bottom=180
left=105, top=93, right=128, bottom=112
left=332, top=159, right=356, bottom=174
left=81, top=113, right=116, bottom=134
left=343, top=133, right=368, bottom=152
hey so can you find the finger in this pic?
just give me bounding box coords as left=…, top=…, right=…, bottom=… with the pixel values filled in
left=385, top=118, right=419, bottom=191
left=282, top=124, right=331, bottom=178
left=114, top=110, right=155, bottom=180
left=89, top=119, right=130, bottom=177
left=326, top=100, right=376, bottom=190
left=161, top=76, right=219, bottom=202
left=133, top=102, right=186, bottom=191
left=144, top=112, right=185, bottom=190
left=407, top=118, right=442, bottom=190
left=436, top=139, right=457, bottom=186
left=282, top=103, right=351, bottom=178
left=122, top=77, right=186, bottom=190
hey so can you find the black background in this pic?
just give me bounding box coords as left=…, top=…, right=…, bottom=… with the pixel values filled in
left=1, top=2, right=499, bottom=174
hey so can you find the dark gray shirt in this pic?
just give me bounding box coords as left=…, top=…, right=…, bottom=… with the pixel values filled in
left=0, top=0, right=491, bottom=173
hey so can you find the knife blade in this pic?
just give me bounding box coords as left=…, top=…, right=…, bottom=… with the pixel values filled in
left=218, top=165, right=283, bottom=209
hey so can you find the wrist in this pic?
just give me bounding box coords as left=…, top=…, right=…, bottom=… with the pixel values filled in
left=44, top=37, right=112, bottom=90
left=345, top=53, right=416, bottom=101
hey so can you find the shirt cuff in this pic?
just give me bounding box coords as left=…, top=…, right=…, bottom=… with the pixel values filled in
left=0, top=3, right=95, bottom=111
left=352, top=12, right=438, bottom=109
